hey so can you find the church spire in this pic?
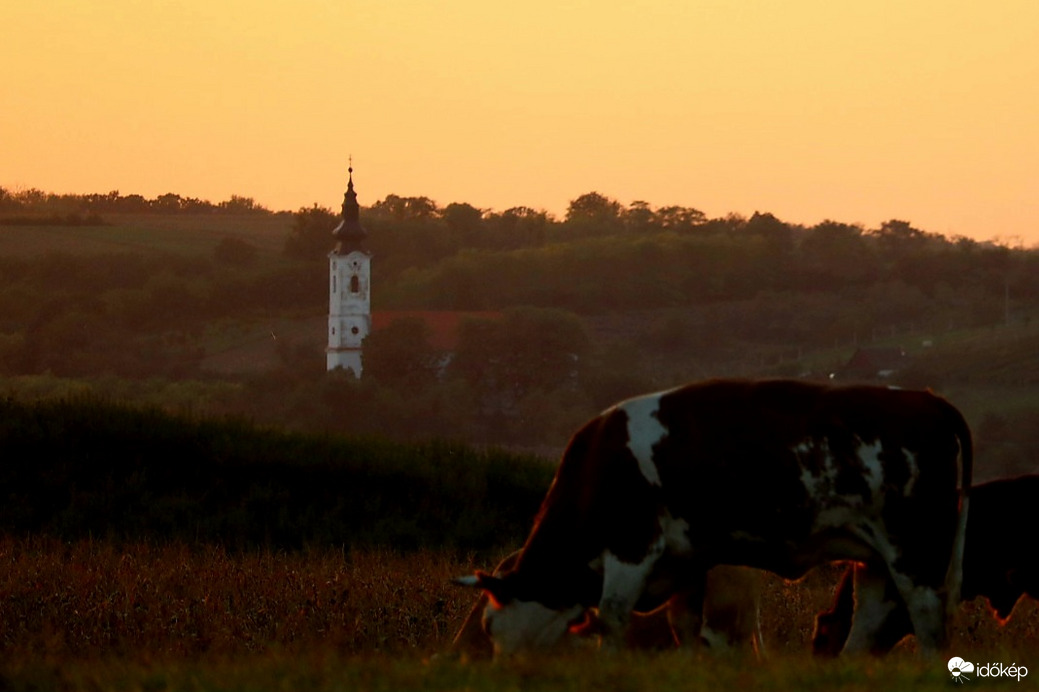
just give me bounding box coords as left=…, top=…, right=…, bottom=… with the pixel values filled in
left=332, top=160, right=367, bottom=254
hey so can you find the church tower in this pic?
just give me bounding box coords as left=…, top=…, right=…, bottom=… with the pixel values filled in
left=326, top=165, right=371, bottom=375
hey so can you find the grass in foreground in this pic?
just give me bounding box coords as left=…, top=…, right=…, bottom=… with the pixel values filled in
left=2, top=649, right=1031, bottom=692
left=0, top=537, right=1036, bottom=691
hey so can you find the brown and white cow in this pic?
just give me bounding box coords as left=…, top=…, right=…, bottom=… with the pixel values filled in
left=813, top=474, right=1039, bottom=656
left=448, top=551, right=764, bottom=659
left=457, top=379, right=972, bottom=657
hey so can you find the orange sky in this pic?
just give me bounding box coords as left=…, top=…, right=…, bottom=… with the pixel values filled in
left=3, top=1, right=1037, bottom=243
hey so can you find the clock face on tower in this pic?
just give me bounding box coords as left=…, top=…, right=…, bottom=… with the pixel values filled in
left=342, top=317, right=367, bottom=347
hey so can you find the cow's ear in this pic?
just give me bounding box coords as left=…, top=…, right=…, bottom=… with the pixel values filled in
left=453, top=570, right=513, bottom=606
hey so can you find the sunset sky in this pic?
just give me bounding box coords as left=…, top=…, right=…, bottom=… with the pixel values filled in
left=3, top=1, right=1037, bottom=243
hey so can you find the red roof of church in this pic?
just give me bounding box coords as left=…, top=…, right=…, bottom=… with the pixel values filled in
left=372, top=311, right=502, bottom=351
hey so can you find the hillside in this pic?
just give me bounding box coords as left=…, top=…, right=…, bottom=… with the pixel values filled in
left=0, top=212, right=294, bottom=259
left=1, top=204, right=1038, bottom=466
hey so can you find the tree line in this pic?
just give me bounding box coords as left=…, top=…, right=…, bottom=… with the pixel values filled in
left=285, top=193, right=1039, bottom=333
left=0, top=187, right=270, bottom=218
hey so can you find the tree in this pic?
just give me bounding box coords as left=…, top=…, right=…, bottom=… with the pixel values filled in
left=745, top=211, right=793, bottom=249
left=442, top=202, right=484, bottom=244
left=213, top=237, right=258, bottom=267
left=799, top=221, right=875, bottom=288
left=154, top=193, right=185, bottom=214
left=449, top=307, right=590, bottom=398
left=0, top=187, right=22, bottom=213
left=219, top=195, right=268, bottom=214
left=370, top=194, right=439, bottom=222
left=655, top=205, right=706, bottom=232
left=284, top=204, right=337, bottom=259
left=120, top=194, right=151, bottom=213
left=485, top=206, right=549, bottom=248
left=624, top=201, right=655, bottom=233
left=362, top=317, right=440, bottom=389
left=871, top=219, right=928, bottom=256
left=564, top=192, right=623, bottom=233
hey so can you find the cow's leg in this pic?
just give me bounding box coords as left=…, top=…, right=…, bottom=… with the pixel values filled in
left=700, top=565, right=763, bottom=656
left=840, top=562, right=900, bottom=655
left=816, top=563, right=914, bottom=657
left=665, top=571, right=706, bottom=650
left=813, top=564, right=856, bottom=657
left=598, top=547, right=663, bottom=651
left=887, top=572, right=946, bottom=655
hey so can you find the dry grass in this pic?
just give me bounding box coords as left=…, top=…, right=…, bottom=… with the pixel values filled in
left=0, top=537, right=476, bottom=661
left=0, top=537, right=1036, bottom=691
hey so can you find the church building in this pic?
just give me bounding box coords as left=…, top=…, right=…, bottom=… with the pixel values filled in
left=326, top=166, right=371, bottom=375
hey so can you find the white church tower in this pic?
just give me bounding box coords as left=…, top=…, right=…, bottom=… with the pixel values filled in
left=326, top=166, right=371, bottom=375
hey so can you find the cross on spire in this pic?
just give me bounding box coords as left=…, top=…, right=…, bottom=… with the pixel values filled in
left=332, top=157, right=366, bottom=252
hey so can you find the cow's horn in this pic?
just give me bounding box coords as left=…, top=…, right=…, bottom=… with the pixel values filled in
left=452, top=575, right=481, bottom=587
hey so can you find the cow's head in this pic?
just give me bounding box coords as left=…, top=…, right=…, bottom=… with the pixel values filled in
left=454, top=571, right=586, bottom=656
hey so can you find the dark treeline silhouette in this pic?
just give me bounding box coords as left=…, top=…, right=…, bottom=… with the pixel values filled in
left=0, top=187, right=270, bottom=217
left=285, top=192, right=1039, bottom=325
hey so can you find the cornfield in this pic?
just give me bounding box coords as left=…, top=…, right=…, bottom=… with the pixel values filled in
left=0, top=537, right=1036, bottom=691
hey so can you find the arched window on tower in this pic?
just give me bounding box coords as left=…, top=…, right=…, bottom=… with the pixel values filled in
left=350, top=275, right=360, bottom=293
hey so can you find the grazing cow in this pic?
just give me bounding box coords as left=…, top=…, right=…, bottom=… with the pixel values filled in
left=813, top=474, right=1039, bottom=656
left=456, top=379, right=972, bottom=657
left=448, top=551, right=764, bottom=659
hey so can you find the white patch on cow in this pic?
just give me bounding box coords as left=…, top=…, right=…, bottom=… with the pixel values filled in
left=796, top=437, right=888, bottom=508
left=660, top=509, right=692, bottom=554
left=601, top=547, right=661, bottom=606
left=798, top=438, right=895, bottom=553
left=482, top=599, right=584, bottom=656
left=856, top=524, right=900, bottom=566
left=621, top=394, right=668, bottom=487
left=903, top=448, right=920, bottom=496
left=598, top=536, right=667, bottom=646
left=700, top=624, right=734, bottom=651
left=858, top=440, right=885, bottom=500
left=795, top=438, right=838, bottom=502
left=900, top=580, right=945, bottom=654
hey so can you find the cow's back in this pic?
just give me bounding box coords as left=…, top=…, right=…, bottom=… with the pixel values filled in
left=645, top=382, right=966, bottom=572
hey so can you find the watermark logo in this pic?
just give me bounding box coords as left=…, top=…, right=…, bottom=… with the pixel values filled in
left=948, top=657, right=1028, bottom=683
left=948, top=657, right=975, bottom=683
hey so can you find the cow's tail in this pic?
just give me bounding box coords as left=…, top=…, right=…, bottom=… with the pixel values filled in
left=941, top=397, right=973, bottom=614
